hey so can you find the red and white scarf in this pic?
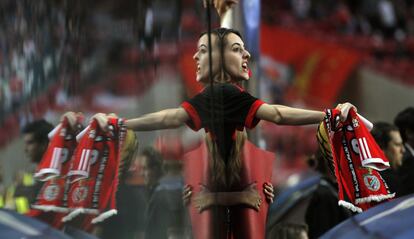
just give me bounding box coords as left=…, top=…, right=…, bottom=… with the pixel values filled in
left=62, top=118, right=126, bottom=224
left=323, top=108, right=394, bottom=213
left=31, top=117, right=78, bottom=212
left=30, top=116, right=80, bottom=228
left=34, top=117, right=78, bottom=181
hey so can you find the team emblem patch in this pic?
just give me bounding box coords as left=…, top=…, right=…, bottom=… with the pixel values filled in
left=363, top=174, right=380, bottom=191
left=352, top=117, right=359, bottom=128
left=43, top=184, right=60, bottom=201
left=89, top=129, right=96, bottom=139
left=72, top=186, right=89, bottom=203
left=60, top=128, right=67, bottom=137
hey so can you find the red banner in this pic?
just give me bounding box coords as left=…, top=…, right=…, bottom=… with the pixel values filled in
left=261, top=25, right=362, bottom=107
left=183, top=140, right=274, bottom=239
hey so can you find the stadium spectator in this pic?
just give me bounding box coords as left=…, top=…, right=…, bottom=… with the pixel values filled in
left=371, top=122, right=405, bottom=196
left=3, top=119, right=53, bottom=213
left=267, top=222, right=309, bottom=239
left=100, top=146, right=162, bottom=239
left=394, top=107, right=414, bottom=196
left=145, top=148, right=189, bottom=239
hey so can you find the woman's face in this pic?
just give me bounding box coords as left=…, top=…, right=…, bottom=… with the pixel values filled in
left=222, top=33, right=251, bottom=81
left=193, top=32, right=251, bottom=83
left=386, top=130, right=405, bottom=169
left=193, top=34, right=220, bottom=83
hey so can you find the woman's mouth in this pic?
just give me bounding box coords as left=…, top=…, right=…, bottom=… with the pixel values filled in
left=242, top=62, right=249, bottom=72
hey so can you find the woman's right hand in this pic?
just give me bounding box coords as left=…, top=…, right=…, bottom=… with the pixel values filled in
left=91, top=113, right=116, bottom=131
left=203, top=0, right=239, bottom=17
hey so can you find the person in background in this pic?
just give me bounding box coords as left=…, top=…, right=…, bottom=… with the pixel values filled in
left=267, top=222, right=309, bottom=239
left=145, top=140, right=190, bottom=239
left=140, top=147, right=164, bottom=201
left=371, top=122, right=405, bottom=197
left=304, top=149, right=353, bottom=239
left=100, top=146, right=161, bottom=239
left=394, top=107, right=414, bottom=196
left=4, top=119, right=53, bottom=214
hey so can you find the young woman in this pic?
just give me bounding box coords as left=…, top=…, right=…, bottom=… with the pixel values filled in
left=91, top=28, right=352, bottom=173
left=63, top=27, right=355, bottom=238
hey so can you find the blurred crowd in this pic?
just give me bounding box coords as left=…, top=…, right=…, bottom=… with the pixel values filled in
left=0, top=0, right=190, bottom=147
left=0, top=1, right=64, bottom=119
left=264, top=0, right=414, bottom=43
left=263, top=0, right=414, bottom=83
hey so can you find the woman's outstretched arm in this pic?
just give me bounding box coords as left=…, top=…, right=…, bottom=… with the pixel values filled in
left=255, top=102, right=355, bottom=125
left=92, top=108, right=189, bottom=131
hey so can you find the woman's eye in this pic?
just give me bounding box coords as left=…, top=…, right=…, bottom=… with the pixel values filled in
left=233, top=47, right=244, bottom=53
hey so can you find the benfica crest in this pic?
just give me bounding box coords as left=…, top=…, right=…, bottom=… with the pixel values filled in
left=43, top=184, right=60, bottom=201
left=363, top=174, right=380, bottom=191
left=352, top=117, right=359, bottom=128
left=72, top=186, right=89, bottom=203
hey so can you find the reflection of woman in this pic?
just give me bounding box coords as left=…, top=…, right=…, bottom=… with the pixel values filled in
left=63, top=7, right=355, bottom=238
left=119, top=30, right=348, bottom=180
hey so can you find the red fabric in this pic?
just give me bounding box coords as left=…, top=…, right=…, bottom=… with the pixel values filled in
left=181, top=101, right=202, bottom=131
left=232, top=84, right=245, bottom=92
left=323, top=108, right=394, bottom=213
left=34, top=118, right=77, bottom=181
left=351, top=111, right=390, bottom=171
left=154, top=135, right=184, bottom=161
left=183, top=140, right=274, bottom=239
left=30, top=117, right=79, bottom=229
left=244, top=100, right=265, bottom=129
left=261, top=24, right=362, bottom=107
left=63, top=118, right=127, bottom=226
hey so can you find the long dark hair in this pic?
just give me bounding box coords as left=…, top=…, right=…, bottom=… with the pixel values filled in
left=206, top=130, right=246, bottom=189
left=199, top=28, right=246, bottom=189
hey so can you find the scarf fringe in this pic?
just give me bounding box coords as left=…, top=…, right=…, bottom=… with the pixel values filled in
left=91, top=209, right=118, bottom=224
left=361, top=158, right=390, bottom=171
left=34, top=168, right=60, bottom=181
left=66, top=170, right=89, bottom=183
left=338, top=200, right=362, bottom=213
left=31, top=205, right=69, bottom=213
left=355, top=193, right=395, bottom=204
left=61, top=208, right=99, bottom=222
